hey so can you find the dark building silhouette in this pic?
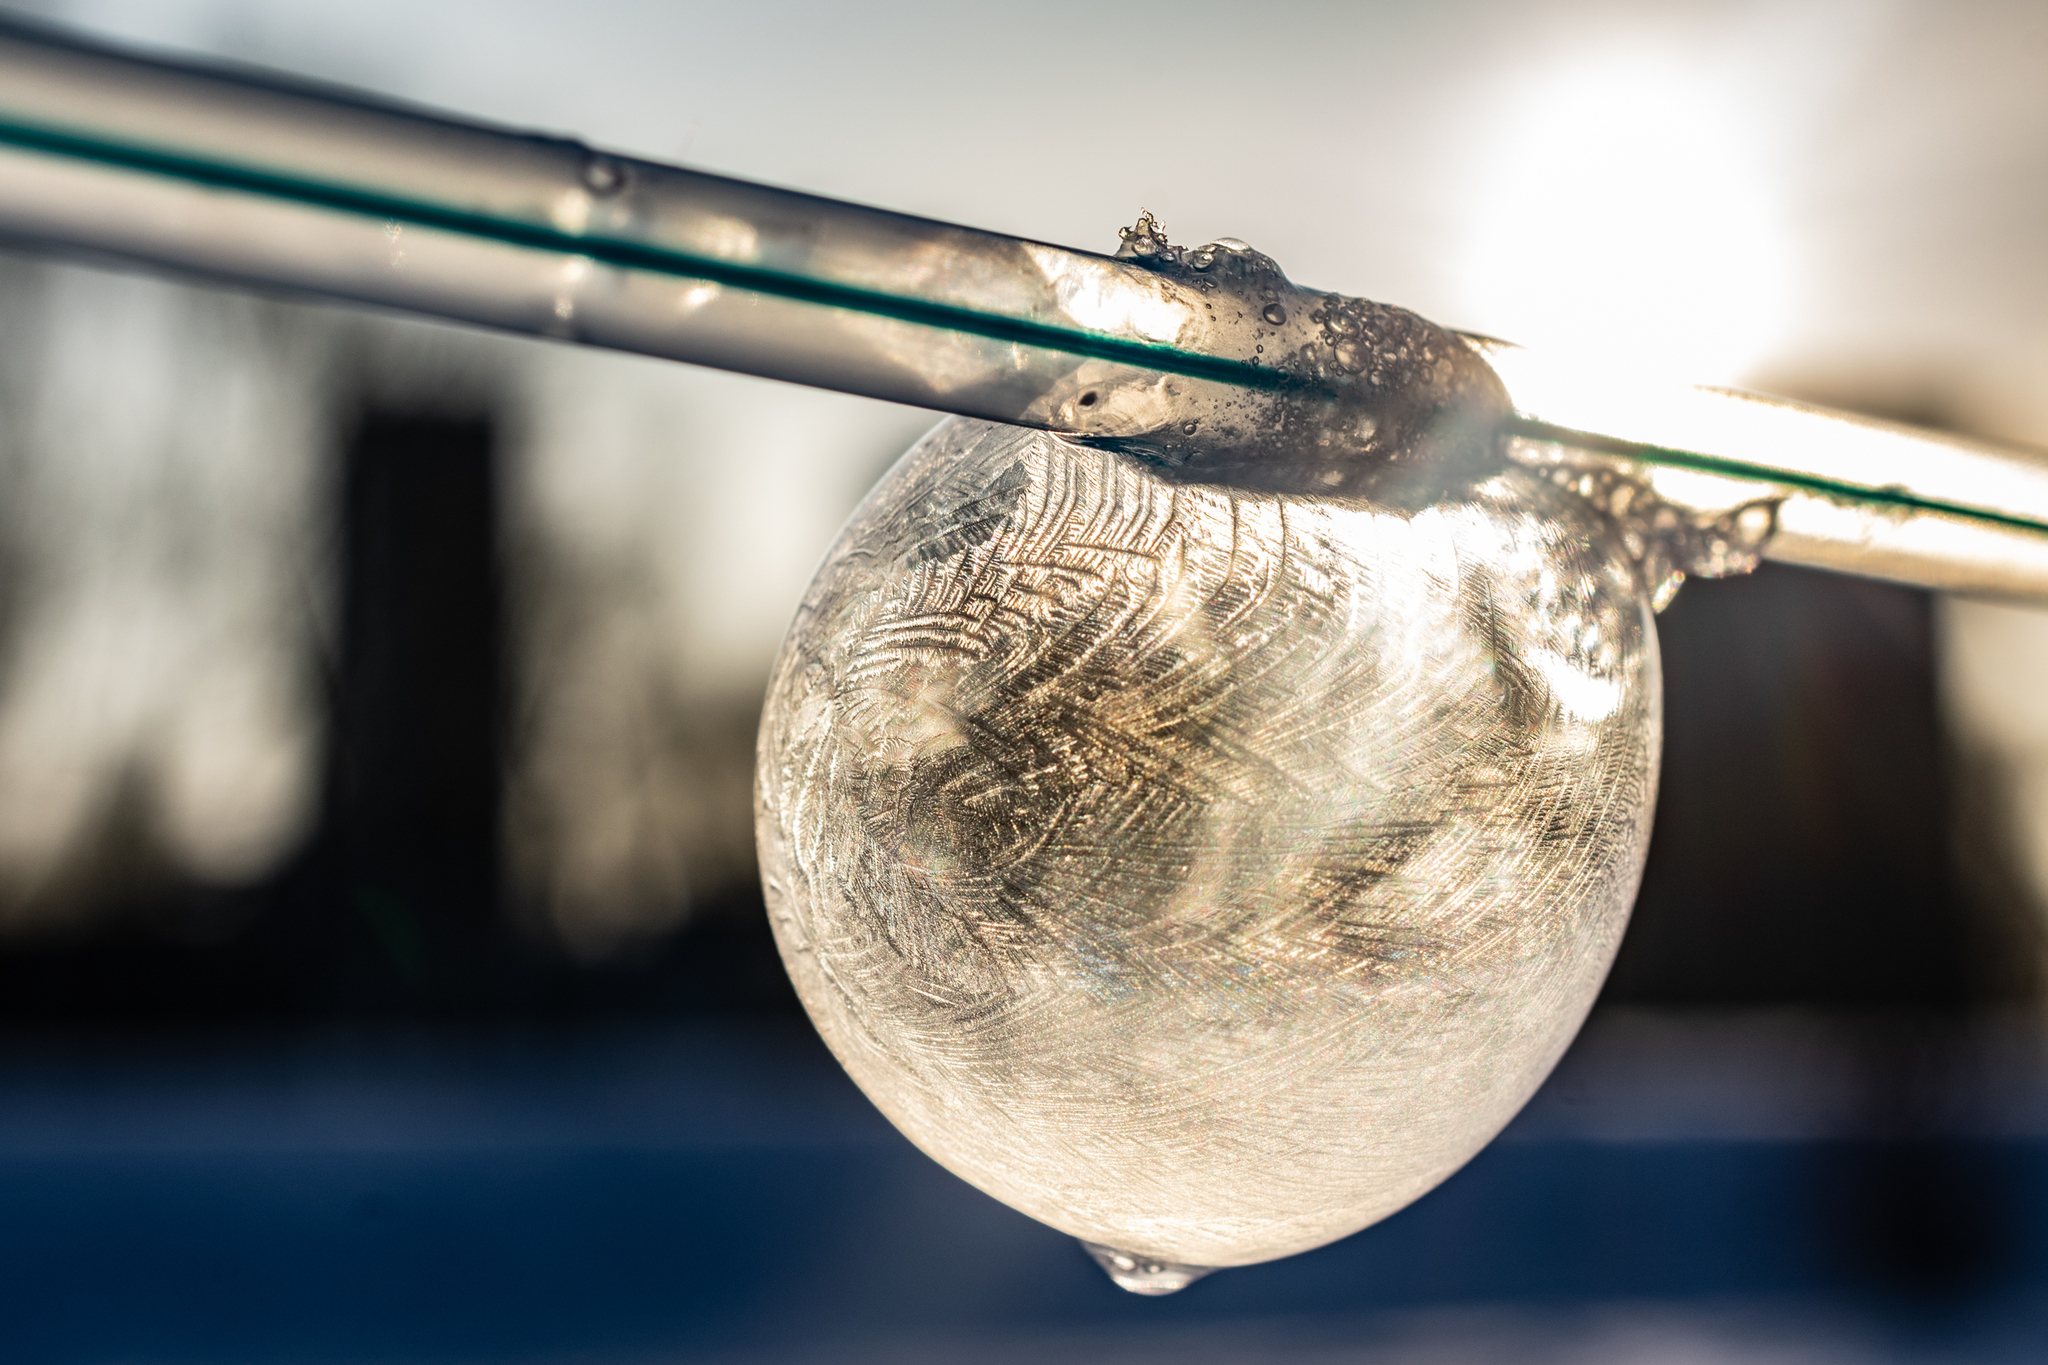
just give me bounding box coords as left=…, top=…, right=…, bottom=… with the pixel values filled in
left=282, top=412, right=509, bottom=1008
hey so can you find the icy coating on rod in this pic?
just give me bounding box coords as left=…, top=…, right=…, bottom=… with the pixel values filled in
left=755, top=228, right=1662, bottom=1285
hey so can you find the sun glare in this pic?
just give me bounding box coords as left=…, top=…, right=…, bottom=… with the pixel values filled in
left=1460, top=54, right=1792, bottom=386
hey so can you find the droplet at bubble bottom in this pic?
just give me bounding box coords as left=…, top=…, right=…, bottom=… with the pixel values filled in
left=755, top=234, right=1661, bottom=1291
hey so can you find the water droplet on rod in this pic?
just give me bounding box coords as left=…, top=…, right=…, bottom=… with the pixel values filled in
left=581, top=155, right=627, bottom=196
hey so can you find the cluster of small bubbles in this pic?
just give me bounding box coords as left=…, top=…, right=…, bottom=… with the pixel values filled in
left=1691, top=503, right=1779, bottom=577
left=1311, top=297, right=1400, bottom=387
left=1313, top=411, right=1382, bottom=453
left=1512, top=440, right=1779, bottom=610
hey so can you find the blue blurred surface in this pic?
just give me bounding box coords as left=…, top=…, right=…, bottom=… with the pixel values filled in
left=0, top=1018, right=2043, bottom=1364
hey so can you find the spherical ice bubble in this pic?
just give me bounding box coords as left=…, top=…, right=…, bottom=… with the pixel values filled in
left=755, top=416, right=1660, bottom=1273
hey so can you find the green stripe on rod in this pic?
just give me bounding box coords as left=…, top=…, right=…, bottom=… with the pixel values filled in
left=1508, top=417, right=2048, bottom=538
left=0, top=114, right=1301, bottom=393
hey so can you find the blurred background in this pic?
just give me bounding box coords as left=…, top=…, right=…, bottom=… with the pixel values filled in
left=0, top=0, right=2046, bottom=1360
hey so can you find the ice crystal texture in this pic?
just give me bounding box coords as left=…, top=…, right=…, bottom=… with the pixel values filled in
left=756, top=416, right=1659, bottom=1269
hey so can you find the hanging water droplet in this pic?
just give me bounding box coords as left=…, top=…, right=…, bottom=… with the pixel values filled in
left=1082, top=1241, right=1216, bottom=1296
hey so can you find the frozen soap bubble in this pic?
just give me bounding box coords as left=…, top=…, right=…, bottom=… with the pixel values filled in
left=755, top=237, right=1662, bottom=1286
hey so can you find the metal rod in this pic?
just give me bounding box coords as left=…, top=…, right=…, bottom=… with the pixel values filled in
left=2, top=14, right=2046, bottom=600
